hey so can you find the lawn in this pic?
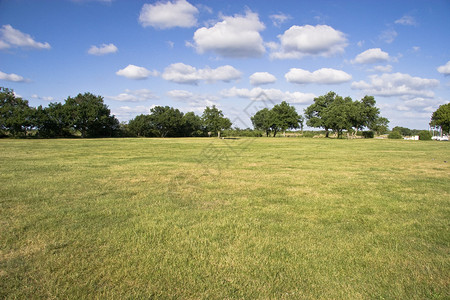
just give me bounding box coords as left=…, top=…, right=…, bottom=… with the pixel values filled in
left=0, top=137, right=449, bottom=299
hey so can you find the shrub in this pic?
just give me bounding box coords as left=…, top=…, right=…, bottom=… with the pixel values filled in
left=362, top=131, right=374, bottom=138
left=302, top=131, right=316, bottom=138
left=388, top=131, right=403, bottom=139
left=418, top=130, right=432, bottom=141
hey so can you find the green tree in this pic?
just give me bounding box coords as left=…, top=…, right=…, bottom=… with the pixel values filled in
left=369, top=117, right=390, bottom=135
left=181, top=112, right=204, bottom=137
left=430, top=103, right=450, bottom=134
left=201, top=105, right=232, bottom=138
left=149, top=106, right=184, bottom=137
left=34, top=102, right=72, bottom=137
left=65, top=93, right=119, bottom=138
left=388, top=131, right=403, bottom=139
left=128, top=114, right=156, bottom=137
left=350, top=95, right=380, bottom=136
left=322, top=96, right=353, bottom=138
left=419, top=130, right=432, bottom=140
left=304, top=91, right=337, bottom=137
left=251, top=107, right=274, bottom=137
left=392, top=126, right=412, bottom=136
left=0, top=87, right=33, bottom=137
left=271, top=101, right=302, bottom=137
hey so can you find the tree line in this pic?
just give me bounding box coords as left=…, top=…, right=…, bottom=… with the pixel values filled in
left=2, top=86, right=448, bottom=138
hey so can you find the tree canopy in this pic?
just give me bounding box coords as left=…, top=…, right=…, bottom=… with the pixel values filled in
left=251, top=101, right=302, bottom=137
left=430, top=103, right=450, bottom=134
left=201, top=105, right=232, bottom=138
left=304, top=92, right=386, bottom=138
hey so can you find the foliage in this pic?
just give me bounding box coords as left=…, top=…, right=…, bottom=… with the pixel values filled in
left=362, top=131, right=374, bottom=138
left=418, top=130, right=432, bottom=140
left=430, top=103, right=450, bottom=134
left=0, top=87, right=34, bottom=137
left=34, top=102, right=72, bottom=137
left=305, top=92, right=386, bottom=138
left=181, top=112, right=204, bottom=137
left=65, top=93, right=119, bottom=138
left=392, top=126, right=411, bottom=136
left=201, top=105, right=232, bottom=137
left=128, top=114, right=156, bottom=137
left=251, top=101, right=302, bottom=137
left=369, top=117, right=390, bottom=135
left=388, top=131, right=403, bottom=139
left=149, top=106, right=184, bottom=137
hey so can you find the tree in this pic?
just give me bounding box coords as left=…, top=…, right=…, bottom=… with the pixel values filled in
left=350, top=95, right=380, bottom=136
left=0, top=87, right=33, bottom=137
left=271, top=101, right=302, bottom=137
left=392, top=126, right=412, bottom=136
left=251, top=108, right=273, bottom=137
left=304, top=91, right=337, bottom=137
left=181, top=112, right=204, bottom=137
left=149, top=106, right=184, bottom=137
left=201, top=105, right=232, bottom=138
left=430, top=103, right=450, bottom=134
left=322, top=96, right=353, bottom=138
left=128, top=114, right=156, bottom=137
left=34, top=102, right=72, bottom=137
left=65, top=93, right=119, bottom=138
left=369, top=117, right=390, bottom=135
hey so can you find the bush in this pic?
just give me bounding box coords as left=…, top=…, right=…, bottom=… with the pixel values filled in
left=388, top=131, right=403, bottom=139
left=302, top=131, right=316, bottom=138
left=418, top=130, right=432, bottom=141
left=362, top=131, right=374, bottom=138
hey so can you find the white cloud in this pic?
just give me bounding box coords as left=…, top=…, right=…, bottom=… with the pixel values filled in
left=192, top=10, right=265, bottom=58
left=112, top=105, right=156, bottom=121
left=106, top=89, right=158, bottom=102
left=222, top=87, right=315, bottom=104
left=379, top=29, right=397, bottom=44
left=116, top=64, right=158, bottom=80
left=88, top=43, right=118, bottom=55
left=351, top=72, right=440, bottom=98
left=31, top=94, right=54, bottom=101
left=167, top=89, right=218, bottom=111
left=395, top=15, right=416, bottom=26
left=0, top=24, right=51, bottom=50
left=271, top=24, right=347, bottom=59
left=437, top=61, right=450, bottom=75
left=352, top=48, right=390, bottom=64
left=162, top=63, right=241, bottom=84
left=270, top=13, right=291, bottom=27
left=371, top=65, right=393, bottom=73
left=0, top=70, right=28, bottom=82
left=139, top=0, right=198, bottom=29
left=250, top=72, right=277, bottom=86
left=285, top=68, right=351, bottom=84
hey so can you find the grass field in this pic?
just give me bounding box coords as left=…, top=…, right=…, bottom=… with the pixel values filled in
left=1, top=137, right=449, bottom=299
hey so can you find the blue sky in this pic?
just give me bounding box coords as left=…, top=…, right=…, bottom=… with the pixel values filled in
left=1, top=0, right=449, bottom=129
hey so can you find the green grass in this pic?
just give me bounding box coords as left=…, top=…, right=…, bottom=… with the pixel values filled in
left=1, top=138, right=449, bottom=299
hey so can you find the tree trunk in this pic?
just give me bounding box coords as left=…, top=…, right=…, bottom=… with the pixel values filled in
left=217, top=131, right=220, bottom=138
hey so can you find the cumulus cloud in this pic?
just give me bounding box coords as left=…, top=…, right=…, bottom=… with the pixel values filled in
left=270, top=13, right=291, bottom=27
left=0, top=70, right=28, bottom=82
left=437, top=61, right=450, bottom=75
left=250, top=72, right=276, bottom=86
left=0, top=24, right=50, bottom=50
left=162, top=63, right=241, bottom=84
left=167, top=89, right=218, bottom=111
left=88, top=43, right=118, bottom=55
left=351, top=72, right=439, bottom=98
left=192, top=10, right=265, bottom=58
left=112, top=105, right=156, bottom=121
left=371, top=65, right=393, bottom=73
left=395, top=15, right=416, bottom=26
left=271, top=24, right=347, bottom=59
left=106, top=89, right=158, bottom=102
left=139, top=0, right=198, bottom=29
left=352, top=48, right=390, bottom=64
left=222, top=87, right=315, bottom=104
left=116, top=64, right=158, bottom=80
left=285, top=68, right=351, bottom=84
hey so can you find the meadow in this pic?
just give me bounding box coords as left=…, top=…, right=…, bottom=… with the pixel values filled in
left=1, top=137, right=449, bottom=299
